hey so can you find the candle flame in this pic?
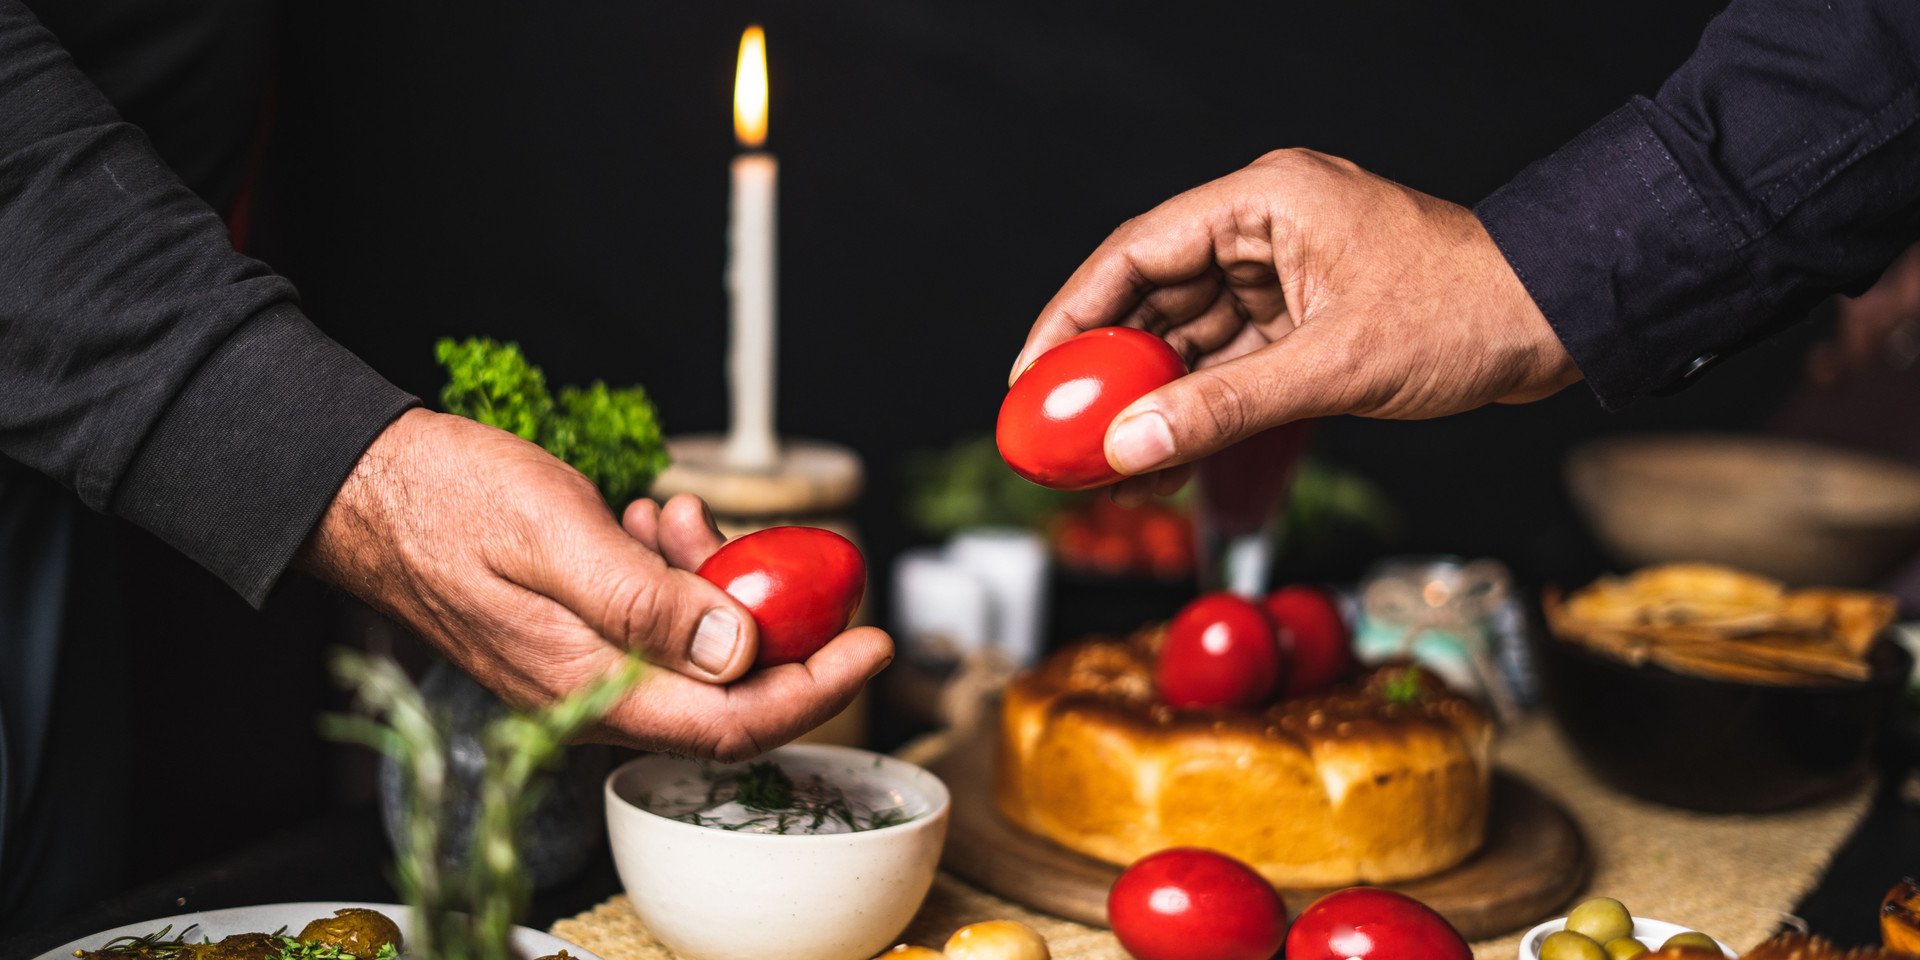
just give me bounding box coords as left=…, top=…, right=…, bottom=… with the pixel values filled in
left=733, top=25, right=768, bottom=148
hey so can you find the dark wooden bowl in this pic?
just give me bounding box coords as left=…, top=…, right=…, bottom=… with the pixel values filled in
left=1567, top=435, right=1920, bottom=587
left=1531, top=627, right=1912, bottom=813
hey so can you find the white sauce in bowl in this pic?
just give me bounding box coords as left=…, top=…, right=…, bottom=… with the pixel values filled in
left=633, top=755, right=928, bottom=835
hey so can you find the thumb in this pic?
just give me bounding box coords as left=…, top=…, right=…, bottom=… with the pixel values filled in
left=1102, top=335, right=1345, bottom=475
left=519, top=518, right=762, bottom=684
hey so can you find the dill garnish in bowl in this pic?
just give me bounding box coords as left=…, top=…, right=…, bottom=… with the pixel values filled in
left=642, top=759, right=918, bottom=835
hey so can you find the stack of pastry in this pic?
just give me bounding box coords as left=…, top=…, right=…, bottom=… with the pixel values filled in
left=1546, top=563, right=1895, bottom=684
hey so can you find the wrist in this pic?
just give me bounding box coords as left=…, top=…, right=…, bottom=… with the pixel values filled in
left=1461, top=207, right=1583, bottom=400
left=296, top=406, right=437, bottom=592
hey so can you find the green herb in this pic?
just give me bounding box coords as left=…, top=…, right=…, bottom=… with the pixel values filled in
left=672, top=763, right=909, bottom=834
left=435, top=337, right=669, bottom=506
left=733, top=761, right=796, bottom=810
left=322, top=650, right=642, bottom=960
left=434, top=338, right=552, bottom=442
left=1282, top=458, right=1398, bottom=556
left=904, top=435, right=1071, bottom=537
left=82, top=925, right=205, bottom=960
left=543, top=382, right=670, bottom=506
left=864, top=807, right=913, bottom=830
left=1383, top=669, right=1424, bottom=705
left=265, top=937, right=399, bottom=960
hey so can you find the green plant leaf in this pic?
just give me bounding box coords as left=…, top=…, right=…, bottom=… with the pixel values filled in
left=434, top=338, right=671, bottom=507
left=543, top=382, right=671, bottom=506
left=434, top=338, right=552, bottom=442
left=903, top=436, right=1071, bottom=537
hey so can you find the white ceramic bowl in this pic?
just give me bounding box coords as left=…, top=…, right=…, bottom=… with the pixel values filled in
left=606, top=744, right=950, bottom=960
left=1519, top=916, right=1737, bottom=959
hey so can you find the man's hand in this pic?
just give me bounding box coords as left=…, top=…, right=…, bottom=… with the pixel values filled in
left=1011, top=149, right=1582, bottom=502
left=298, top=408, right=892, bottom=760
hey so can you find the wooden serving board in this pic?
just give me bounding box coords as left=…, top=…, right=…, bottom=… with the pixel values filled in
left=927, top=719, right=1587, bottom=941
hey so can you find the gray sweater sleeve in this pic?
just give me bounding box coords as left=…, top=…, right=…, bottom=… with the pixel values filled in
left=0, top=0, right=419, bottom=605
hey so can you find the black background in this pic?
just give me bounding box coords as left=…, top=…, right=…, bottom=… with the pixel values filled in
left=19, top=0, right=1873, bottom=937
left=268, top=0, right=1807, bottom=590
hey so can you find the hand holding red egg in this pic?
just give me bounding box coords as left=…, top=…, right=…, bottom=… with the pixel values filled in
left=998, top=328, right=1187, bottom=491
left=695, top=526, right=866, bottom=668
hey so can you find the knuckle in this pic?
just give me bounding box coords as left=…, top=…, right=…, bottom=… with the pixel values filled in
left=1251, top=147, right=1355, bottom=188
left=1190, top=372, right=1252, bottom=443
left=1252, top=146, right=1305, bottom=169
left=1108, top=215, right=1147, bottom=248
left=604, top=571, right=673, bottom=652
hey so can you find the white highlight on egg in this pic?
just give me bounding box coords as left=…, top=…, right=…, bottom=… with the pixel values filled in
left=726, top=570, right=774, bottom=608
left=1201, top=622, right=1233, bottom=655
left=1148, top=886, right=1191, bottom=914
left=1042, top=377, right=1102, bottom=421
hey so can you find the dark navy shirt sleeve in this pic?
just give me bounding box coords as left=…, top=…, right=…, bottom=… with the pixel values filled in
left=0, top=0, right=419, bottom=605
left=1475, top=0, right=1920, bottom=408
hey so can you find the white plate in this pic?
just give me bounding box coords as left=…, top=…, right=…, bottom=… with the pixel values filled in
left=34, top=902, right=599, bottom=960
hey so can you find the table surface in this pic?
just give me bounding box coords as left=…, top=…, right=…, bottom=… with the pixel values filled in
left=7, top=764, right=1912, bottom=960
left=6, top=777, right=1918, bottom=960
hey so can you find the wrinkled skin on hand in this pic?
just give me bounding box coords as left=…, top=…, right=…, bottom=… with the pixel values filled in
left=299, top=409, right=892, bottom=761
left=1011, top=148, right=1582, bottom=503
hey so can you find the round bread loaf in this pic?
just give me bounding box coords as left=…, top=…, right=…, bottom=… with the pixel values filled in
left=995, top=631, right=1493, bottom=887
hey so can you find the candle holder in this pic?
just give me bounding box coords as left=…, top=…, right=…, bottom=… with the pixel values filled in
left=651, top=435, right=862, bottom=524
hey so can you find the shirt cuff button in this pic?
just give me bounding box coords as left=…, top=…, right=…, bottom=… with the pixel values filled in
left=1652, top=352, right=1722, bottom=396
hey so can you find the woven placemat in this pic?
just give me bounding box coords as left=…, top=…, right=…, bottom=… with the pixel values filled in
left=553, top=717, right=1873, bottom=960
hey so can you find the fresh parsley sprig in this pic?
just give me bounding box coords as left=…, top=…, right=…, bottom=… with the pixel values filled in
left=265, top=937, right=399, bottom=960
left=1382, top=668, right=1425, bottom=705
left=434, top=338, right=552, bottom=442
left=434, top=337, right=669, bottom=506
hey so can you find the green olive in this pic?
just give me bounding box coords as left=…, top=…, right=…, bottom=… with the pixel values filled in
left=1566, top=897, right=1635, bottom=943
left=298, top=908, right=404, bottom=956
left=1661, top=932, right=1720, bottom=952
left=1541, top=930, right=1608, bottom=960
left=1604, top=937, right=1649, bottom=960
left=198, top=933, right=280, bottom=960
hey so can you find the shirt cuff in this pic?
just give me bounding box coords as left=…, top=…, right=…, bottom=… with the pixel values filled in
left=1474, top=102, right=1766, bottom=408
left=109, top=304, right=419, bottom=606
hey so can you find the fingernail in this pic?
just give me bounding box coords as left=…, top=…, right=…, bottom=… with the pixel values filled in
left=1108, top=410, right=1175, bottom=473
left=691, top=609, right=741, bottom=674
left=870, top=656, right=894, bottom=680
left=1008, top=353, right=1031, bottom=386
left=699, top=501, right=723, bottom=539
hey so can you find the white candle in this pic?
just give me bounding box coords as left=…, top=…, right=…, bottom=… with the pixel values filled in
left=724, top=25, right=778, bottom=470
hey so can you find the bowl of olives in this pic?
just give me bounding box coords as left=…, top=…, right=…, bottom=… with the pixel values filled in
left=1520, top=897, right=1734, bottom=960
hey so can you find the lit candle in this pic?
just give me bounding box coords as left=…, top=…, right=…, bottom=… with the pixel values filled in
left=724, top=25, right=778, bottom=470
